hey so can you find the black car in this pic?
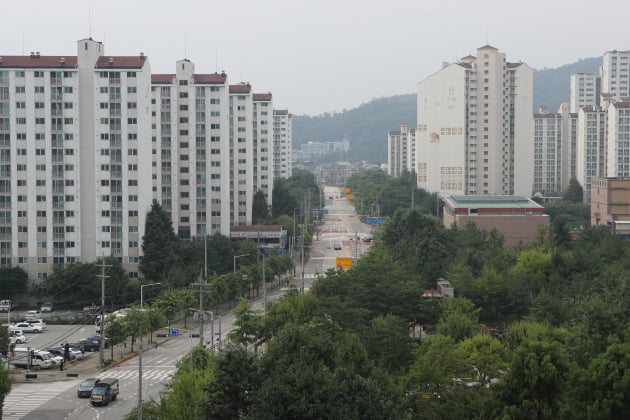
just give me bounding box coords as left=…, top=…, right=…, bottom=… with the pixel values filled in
left=77, top=339, right=100, bottom=352
left=78, top=378, right=100, bottom=398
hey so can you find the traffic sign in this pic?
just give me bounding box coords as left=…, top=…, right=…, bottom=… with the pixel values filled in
left=171, top=328, right=179, bottom=337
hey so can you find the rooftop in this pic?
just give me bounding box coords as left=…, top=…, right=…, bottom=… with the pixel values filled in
left=444, top=195, right=545, bottom=210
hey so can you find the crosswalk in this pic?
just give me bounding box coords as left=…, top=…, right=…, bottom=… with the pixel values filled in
left=3, top=380, right=80, bottom=420
left=97, top=366, right=175, bottom=382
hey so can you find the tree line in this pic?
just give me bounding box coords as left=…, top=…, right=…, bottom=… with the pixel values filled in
left=129, top=174, right=630, bottom=419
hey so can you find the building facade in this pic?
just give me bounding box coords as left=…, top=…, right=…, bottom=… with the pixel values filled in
left=387, top=122, right=415, bottom=177
left=272, top=109, right=292, bottom=179
left=416, top=45, right=534, bottom=196
left=441, top=195, right=549, bottom=247
left=0, top=38, right=288, bottom=285
left=591, top=177, right=630, bottom=236
left=570, top=73, right=599, bottom=113
left=601, top=50, right=630, bottom=102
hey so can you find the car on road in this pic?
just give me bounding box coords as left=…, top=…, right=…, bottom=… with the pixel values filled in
left=11, top=322, right=43, bottom=333
left=40, top=302, right=54, bottom=313
left=91, top=378, right=119, bottom=406
left=334, top=243, right=342, bottom=250
left=78, top=378, right=100, bottom=398
left=25, top=310, right=40, bottom=319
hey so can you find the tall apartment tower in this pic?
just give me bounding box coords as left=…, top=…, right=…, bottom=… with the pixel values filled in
left=577, top=104, right=608, bottom=204
left=151, top=60, right=231, bottom=239
left=387, top=122, right=416, bottom=177
left=272, top=110, right=292, bottom=179
left=252, top=93, right=274, bottom=206
left=0, top=38, right=153, bottom=280
left=605, top=100, right=630, bottom=178
left=532, top=103, right=578, bottom=197
left=601, top=50, right=630, bottom=102
left=570, top=73, right=599, bottom=113
left=416, top=45, right=534, bottom=196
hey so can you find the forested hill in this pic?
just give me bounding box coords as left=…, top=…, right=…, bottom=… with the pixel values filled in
left=293, top=56, right=601, bottom=162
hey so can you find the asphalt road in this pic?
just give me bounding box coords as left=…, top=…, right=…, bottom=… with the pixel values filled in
left=4, top=185, right=373, bottom=419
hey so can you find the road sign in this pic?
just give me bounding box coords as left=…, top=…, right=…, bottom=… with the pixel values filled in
left=335, top=257, right=353, bottom=269
left=171, top=328, right=179, bottom=337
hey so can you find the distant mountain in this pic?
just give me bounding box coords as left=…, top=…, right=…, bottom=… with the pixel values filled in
left=293, top=57, right=602, bottom=162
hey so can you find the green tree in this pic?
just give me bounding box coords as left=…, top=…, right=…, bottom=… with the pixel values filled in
left=435, top=297, right=480, bottom=342
left=0, top=267, right=27, bottom=298
left=105, top=316, right=129, bottom=361
left=459, top=334, right=506, bottom=385
left=271, top=177, right=298, bottom=217
left=252, top=190, right=271, bottom=224
left=0, top=364, right=12, bottom=420
left=485, top=339, right=571, bottom=420
left=140, top=202, right=180, bottom=283
left=564, top=177, right=584, bottom=203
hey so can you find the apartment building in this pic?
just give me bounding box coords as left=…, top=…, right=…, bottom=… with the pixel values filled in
left=0, top=37, right=286, bottom=285
left=0, top=38, right=152, bottom=281
left=576, top=104, right=608, bottom=203
left=387, top=122, right=415, bottom=177
left=273, top=109, right=292, bottom=179
left=416, top=45, right=534, bottom=196
left=532, top=103, right=578, bottom=198
left=252, top=93, right=274, bottom=206
left=570, top=73, right=599, bottom=113
left=150, top=60, right=231, bottom=239
left=605, top=100, right=630, bottom=178
left=601, top=50, right=630, bottom=102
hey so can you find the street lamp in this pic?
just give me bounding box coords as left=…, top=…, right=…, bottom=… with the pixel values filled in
left=138, top=282, right=160, bottom=420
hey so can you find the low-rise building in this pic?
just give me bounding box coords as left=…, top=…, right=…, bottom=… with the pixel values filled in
left=591, top=177, right=630, bottom=237
left=441, top=195, right=549, bottom=247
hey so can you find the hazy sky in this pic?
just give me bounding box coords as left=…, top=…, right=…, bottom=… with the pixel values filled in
left=1, top=0, right=629, bottom=115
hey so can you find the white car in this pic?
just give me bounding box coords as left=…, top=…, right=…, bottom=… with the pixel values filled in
left=11, top=322, right=43, bottom=333
left=25, top=319, right=47, bottom=330
left=10, top=333, right=28, bottom=345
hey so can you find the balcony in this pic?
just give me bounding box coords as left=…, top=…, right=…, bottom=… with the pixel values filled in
left=53, top=248, right=65, bottom=256
left=50, top=77, right=62, bottom=85
left=109, top=78, right=121, bottom=85
left=52, top=124, right=63, bottom=131
left=52, top=169, right=64, bottom=178
left=109, top=124, right=121, bottom=131
left=109, top=93, right=121, bottom=101
left=53, top=217, right=65, bottom=224
left=51, top=92, right=63, bottom=100
left=0, top=217, right=11, bottom=224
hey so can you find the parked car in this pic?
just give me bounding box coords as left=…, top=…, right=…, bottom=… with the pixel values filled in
left=24, top=319, right=47, bottom=330
left=44, top=347, right=76, bottom=361
left=10, top=332, right=28, bottom=345
left=67, top=343, right=86, bottom=358
left=334, top=243, right=342, bottom=250
left=77, top=339, right=99, bottom=352
left=78, top=378, right=100, bottom=398
left=11, top=323, right=43, bottom=333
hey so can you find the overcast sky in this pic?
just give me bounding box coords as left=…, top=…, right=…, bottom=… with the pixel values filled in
left=1, top=0, right=628, bottom=116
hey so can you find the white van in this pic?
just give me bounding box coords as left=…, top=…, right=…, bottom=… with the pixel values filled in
left=10, top=347, right=54, bottom=369
left=25, top=310, right=39, bottom=319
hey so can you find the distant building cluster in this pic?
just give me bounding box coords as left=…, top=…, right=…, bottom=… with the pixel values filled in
left=387, top=47, right=630, bottom=207
left=295, top=137, right=349, bottom=161
left=0, top=38, right=293, bottom=282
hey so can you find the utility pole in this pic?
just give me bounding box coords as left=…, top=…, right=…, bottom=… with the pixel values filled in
left=138, top=283, right=160, bottom=420
left=95, top=257, right=111, bottom=367
left=262, top=253, right=266, bottom=315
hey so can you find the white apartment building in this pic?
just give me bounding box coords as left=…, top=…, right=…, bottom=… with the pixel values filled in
left=601, top=50, right=630, bottom=102
left=577, top=104, right=608, bottom=203
left=532, top=103, right=578, bottom=197
left=273, top=109, right=292, bottom=179
left=570, top=73, right=599, bottom=113
left=606, top=100, right=630, bottom=178
left=387, top=122, right=415, bottom=177
left=416, top=45, right=534, bottom=196
left=150, top=60, right=231, bottom=239
left=0, top=38, right=152, bottom=281
left=1, top=38, right=286, bottom=285
left=252, top=93, right=274, bottom=206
